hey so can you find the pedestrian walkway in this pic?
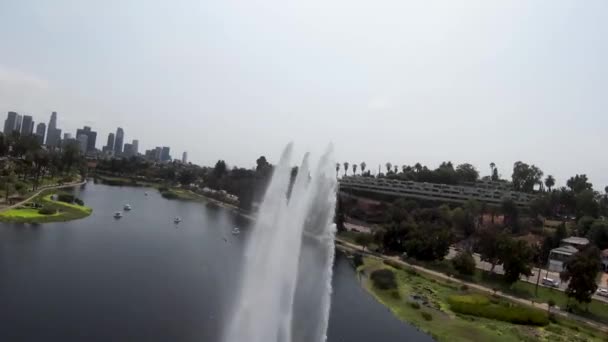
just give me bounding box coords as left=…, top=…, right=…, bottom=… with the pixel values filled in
left=0, top=180, right=86, bottom=213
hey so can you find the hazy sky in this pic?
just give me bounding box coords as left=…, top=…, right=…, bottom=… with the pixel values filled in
left=0, top=0, right=606, bottom=189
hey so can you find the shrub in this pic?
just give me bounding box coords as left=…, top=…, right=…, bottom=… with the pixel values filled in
left=74, top=198, right=84, bottom=206
left=452, top=251, right=476, bottom=276
left=158, top=186, right=169, bottom=192
left=421, top=312, right=433, bottom=321
left=448, top=295, right=548, bottom=326
left=410, top=302, right=421, bottom=309
left=57, top=193, right=75, bottom=203
left=353, top=253, right=364, bottom=268
left=460, top=284, right=469, bottom=291
left=370, top=269, right=397, bottom=290
left=161, top=191, right=178, bottom=199
left=38, top=207, right=56, bottom=215
left=390, top=290, right=401, bottom=299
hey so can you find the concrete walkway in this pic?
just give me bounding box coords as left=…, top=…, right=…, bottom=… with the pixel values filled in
left=336, top=238, right=608, bottom=334
left=0, top=180, right=86, bottom=213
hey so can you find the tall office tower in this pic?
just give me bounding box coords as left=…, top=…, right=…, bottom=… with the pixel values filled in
left=76, top=134, right=88, bottom=154
left=131, top=140, right=139, bottom=155
left=35, top=122, right=46, bottom=145
left=76, top=126, right=98, bottom=152
left=20, top=115, right=33, bottom=136
left=3, top=111, right=21, bottom=135
left=160, top=147, right=171, bottom=162
left=106, top=132, right=115, bottom=151
left=114, top=127, right=124, bottom=154
left=182, top=152, right=188, bottom=164
left=154, top=147, right=162, bottom=161
left=46, top=112, right=61, bottom=147
left=123, top=143, right=133, bottom=157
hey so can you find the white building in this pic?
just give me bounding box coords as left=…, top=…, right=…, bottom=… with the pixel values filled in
left=547, top=237, right=590, bottom=272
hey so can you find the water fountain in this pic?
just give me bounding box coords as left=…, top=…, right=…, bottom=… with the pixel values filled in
left=224, top=143, right=338, bottom=342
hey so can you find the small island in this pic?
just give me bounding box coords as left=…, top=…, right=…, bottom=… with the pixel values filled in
left=0, top=191, right=92, bottom=223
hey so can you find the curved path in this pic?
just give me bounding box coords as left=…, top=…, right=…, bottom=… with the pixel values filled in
left=0, top=180, right=86, bottom=213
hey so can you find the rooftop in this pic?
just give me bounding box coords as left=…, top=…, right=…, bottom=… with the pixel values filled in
left=561, top=237, right=590, bottom=246
left=550, top=245, right=579, bottom=256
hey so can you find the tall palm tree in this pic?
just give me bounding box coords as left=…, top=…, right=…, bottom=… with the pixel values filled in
left=385, top=162, right=392, bottom=173
left=335, top=163, right=340, bottom=178
left=393, top=165, right=398, bottom=174
left=414, top=163, right=422, bottom=173
left=360, top=162, right=366, bottom=175
left=490, top=162, right=496, bottom=173
left=545, top=175, right=555, bottom=192
left=352, top=163, right=358, bottom=175
left=343, top=162, right=349, bottom=176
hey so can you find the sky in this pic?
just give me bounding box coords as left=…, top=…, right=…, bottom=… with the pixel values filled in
left=0, top=0, right=606, bottom=190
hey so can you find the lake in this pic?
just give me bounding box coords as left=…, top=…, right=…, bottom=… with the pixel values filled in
left=0, top=182, right=432, bottom=342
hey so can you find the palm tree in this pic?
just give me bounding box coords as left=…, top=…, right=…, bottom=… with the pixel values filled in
left=490, top=162, right=496, bottom=174
left=545, top=175, right=555, bottom=192
left=352, top=163, right=358, bottom=175
left=1, top=161, right=17, bottom=204
left=393, top=165, right=398, bottom=173
left=335, top=163, right=340, bottom=178
left=414, top=163, right=422, bottom=173
left=360, top=162, right=366, bottom=175
left=385, top=162, right=392, bottom=173
left=604, top=186, right=608, bottom=195
left=343, top=162, right=349, bottom=176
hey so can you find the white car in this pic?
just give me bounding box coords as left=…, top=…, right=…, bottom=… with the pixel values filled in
left=597, top=288, right=608, bottom=298
left=542, top=277, right=560, bottom=288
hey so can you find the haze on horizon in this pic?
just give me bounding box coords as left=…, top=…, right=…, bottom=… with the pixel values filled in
left=0, top=0, right=606, bottom=189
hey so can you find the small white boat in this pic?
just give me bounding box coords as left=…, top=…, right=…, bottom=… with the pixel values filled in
left=124, top=204, right=132, bottom=211
left=174, top=217, right=182, bottom=224
left=144, top=192, right=148, bottom=196
left=232, top=227, right=240, bottom=235
left=114, top=211, right=123, bottom=219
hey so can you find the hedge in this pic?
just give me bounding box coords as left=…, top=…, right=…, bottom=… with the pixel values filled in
left=370, top=269, right=398, bottom=290
left=448, top=295, right=548, bottom=326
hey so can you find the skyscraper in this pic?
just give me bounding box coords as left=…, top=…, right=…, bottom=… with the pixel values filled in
left=114, top=127, right=124, bottom=154
left=160, top=146, right=171, bottom=162
left=76, top=134, right=88, bottom=154
left=182, top=151, right=188, bottom=164
left=35, top=122, right=46, bottom=145
left=131, top=139, right=139, bottom=155
left=46, top=112, right=61, bottom=147
left=76, top=126, right=97, bottom=152
left=3, top=111, right=21, bottom=135
left=106, top=132, right=115, bottom=151
left=20, top=115, right=33, bottom=136
left=123, top=143, right=133, bottom=157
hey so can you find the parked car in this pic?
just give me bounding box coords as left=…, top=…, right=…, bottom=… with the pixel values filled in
left=542, top=277, right=560, bottom=288
left=597, top=288, right=608, bottom=298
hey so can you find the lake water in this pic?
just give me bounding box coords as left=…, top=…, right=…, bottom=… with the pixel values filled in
left=0, top=182, right=432, bottom=342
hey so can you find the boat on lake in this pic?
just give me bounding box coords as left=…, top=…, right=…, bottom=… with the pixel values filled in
left=174, top=217, right=182, bottom=224
left=114, top=211, right=123, bottom=219
left=124, top=204, right=132, bottom=211
left=232, top=227, right=240, bottom=235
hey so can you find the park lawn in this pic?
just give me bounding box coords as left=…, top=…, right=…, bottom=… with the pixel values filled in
left=358, top=257, right=604, bottom=342
left=0, top=192, right=92, bottom=223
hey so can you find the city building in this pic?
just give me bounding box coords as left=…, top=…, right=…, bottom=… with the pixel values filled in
left=76, top=134, right=88, bottom=154
left=114, top=127, right=124, bottom=154
left=160, top=146, right=171, bottom=162
left=35, top=122, right=46, bottom=145
left=182, top=151, right=188, bottom=164
left=123, top=143, right=133, bottom=157
left=20, top=115, right=34, bottom=136
left=76, top=126, right=97, bottom=152
left=64, top=133, right=73, bottom=140
left=46, top=112, right=62, bottom=147
left=3, top=111, right=21, bottom=135
left=155, top=147, right=162, bottom=161
left=131, top=139, right=139, bottom=155
left=106, top=132, right=115, bottom=151
left=547, top=237, right=590, bottom=272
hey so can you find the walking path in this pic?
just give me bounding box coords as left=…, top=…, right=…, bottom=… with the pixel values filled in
left=335, top=238, right=608, bottom=334
left=0, top=180, right=86, bottom=213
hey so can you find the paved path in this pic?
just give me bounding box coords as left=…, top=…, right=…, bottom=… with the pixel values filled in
left=0, top=180, right=86, bottom=213
left=336, top=238, right=608, bottom=334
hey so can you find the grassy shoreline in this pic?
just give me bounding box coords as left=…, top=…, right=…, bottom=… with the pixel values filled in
left=0, top=191, right=92, bottom=223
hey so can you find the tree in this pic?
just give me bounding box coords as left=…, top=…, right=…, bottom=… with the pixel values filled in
left=452, top=251, right=476, bottom=276
left=511, top=161, right=543, bottom=193
left=452, top=207, right=475, bottom=237
left=501, top=199, right=520, bottom=233
left=355, top=233, right=373, bottom=250
left=393, top=165, right=398, bottom=174
left=490, top=162, right=496, bottom=175
left=456, top=163, right=479, bottom=183
left=476, top=228, right=506, bottom=273
left=360, top=162, right=366, bottom=174
left=567, top=174, right=592, bottom=194
left=544, top=175, right=555, bottom=192
left=335, top=196, right=345, bottom=232
left=587, top=220, right=608, bottom=250
left=62, top=141, right=81, bottom=174
left=343, top=162, right=349, bottom=176
left=385, top=162, right=392, bottom=174
left=402, top=222, right=452, bottom=261
left=560, top=246, right=601, bottom=307
left=335, top=163, right=340, bottom=178
left=575, top=189, right=599, bottom=218
left=212, top=160, right=227, bottom=178
left=0, top=161, right=17, bottom=203
left=500, top=239, right=533, bottom=285
left=577, top=216, right=595, bottom=237
left=352, top=163, right=358, bottom=175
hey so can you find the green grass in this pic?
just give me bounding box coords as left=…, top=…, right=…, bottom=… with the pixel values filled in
left=0, top=191, right=92, bottom=223
left=357, top=256, right=604, bottom=342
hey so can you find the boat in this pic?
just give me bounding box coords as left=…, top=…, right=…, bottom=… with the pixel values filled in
left=124, top=204, right=132, bottom=211
left=114, top=211, right=123, bottom=219
left=232, top=227, right=240, bottom=235
left=144, top=192, right=148, bottom=196
left=174, top=217, right=182, bottom=224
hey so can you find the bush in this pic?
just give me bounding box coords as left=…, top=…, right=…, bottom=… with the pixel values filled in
left=448, top=295, right=548, bottom=326
left=38, top=207, right=56, bottom=215
left=74, top=198, right=84, bottom=206
left=410, top=302, right=421, bottom=309
left=370, top=269, right=397, bottom=290
left=353, top=253, right=364, bottom=268
left=460, top=284, right=469, bottom=291
left=161, top=191, right=178, bottom=199
left=390, top=290, right=401, bottom=299
left=57, top=193, right=75, bottom=203
left=421, top=312, right=433, bottom=321
left=452, top=251, right=476, bottom=276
